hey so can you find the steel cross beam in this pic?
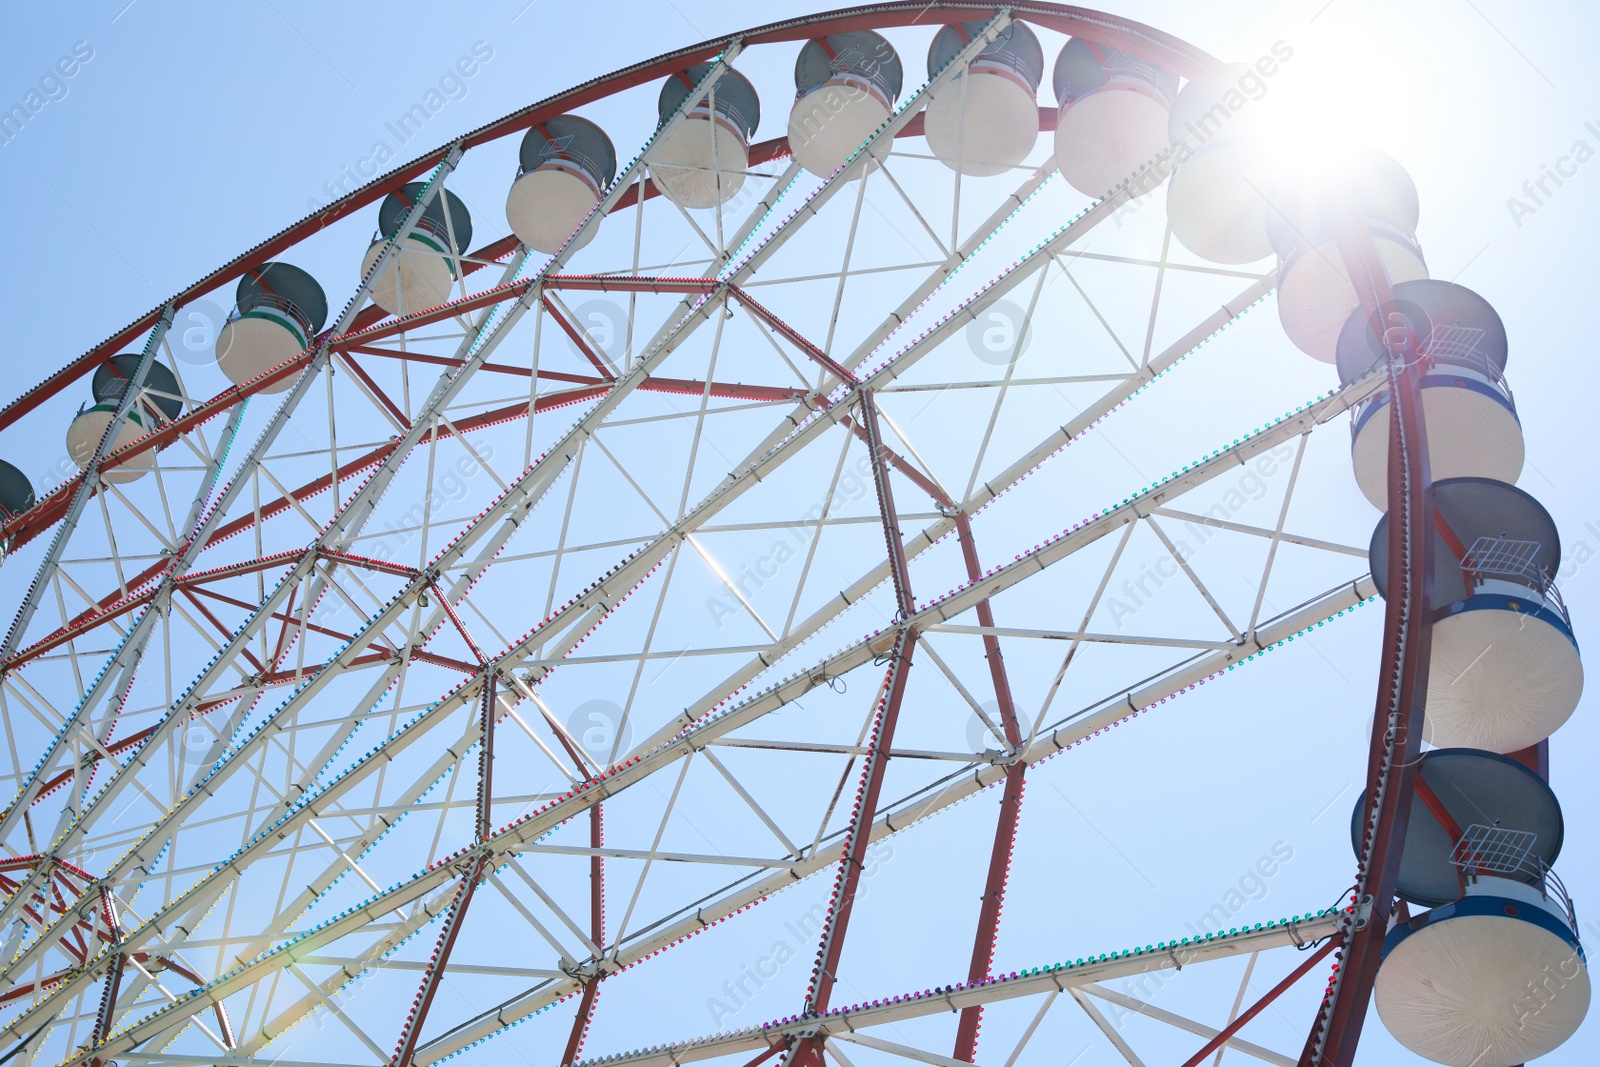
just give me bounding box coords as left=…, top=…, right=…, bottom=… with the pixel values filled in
left=0, top=305, right=174, bottom=660
left=409, top=467, right=1377, bottom=1059
left=0, top=45, right=757, bottom=997
left=404, top=345, right=1376, bottom=1062
left=568, top=914, right=1344, bottom=1067
left=21, top=68, right=1235, bottom=1067
left=1299, top=211, right=1435, bottom=1067
left=0, top=156, right=469, bottom=951
left=0, top=3, right=1220, bottom=441
left=0, top=402, right=248, bottom=837
left=0, top=35, right=958, bottom=1047
left=36, top=396, right=1369, bottom=1067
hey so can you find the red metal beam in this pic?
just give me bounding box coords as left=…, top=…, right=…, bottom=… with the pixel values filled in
left=801, top=633, right=916, bottom=1014
left=3, top=385, right=609, bottom=667
left=838, top=415, right=950, bottom=508
left=353, top=345, right=807, bottom=402
left=951, top=512, right=1026, bottom=1063
left=179, top=587, right=267, bottom=675
left=389, top=856, right=487, bottom=1067
left=3, top=4, right=1216, bottom=441
left=561, top=980, right=602, bottom=1067
left=729, top=288, right=858, bottom=386
left=1507, top=740, right=1550, bottom=781
left=856, top=392, right=913, bottom=616
left=792, top=390, right=920, bottom=1066
left=339, top=354, right=412, bottom=428
left=562, top=804, right=607, bottom=1062
left=391, top=679, right=499, bottom=1067
left=543, top=299, right=618, bottom=381
left=346, top=345, right=535, bottom=378
left=336, top=280, right=535, bottom=347
left=1299, top=208, right=1436, bottom=1067
left=7, top=551, right=305, bottom=670
left=1184, top=936, right=1343, bottom=1067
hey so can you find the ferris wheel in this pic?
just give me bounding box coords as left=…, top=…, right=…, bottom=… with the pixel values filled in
left=0, top=4, right=1587, bottom=1067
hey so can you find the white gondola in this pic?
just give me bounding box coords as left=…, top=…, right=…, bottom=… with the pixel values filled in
left=214, top=262, right=328, bottom=392
left=1164, top=64, right=1273, bottom=263
left=1370, top=478, right=1583, bottom=753
left=787, top=31, right=902, bottom=179
left=1377, top=824, right=1588, bottom=1067
left=360, top=182, right=472, bottom=317
left=66, top=405, right=154, bottom=484
left=924, top=21, right=1043, bottom=177
left=1337, top=279, right=1523, bottom=509
left=1051, top=37, right=1175, bottom=198
left=649, top=64, right=760, bottom=209
left=505, top=115, right=616, bottom=254
left=65, top=354, right=185, bottom=484
left=1270, top=150, right=1428, bottom=361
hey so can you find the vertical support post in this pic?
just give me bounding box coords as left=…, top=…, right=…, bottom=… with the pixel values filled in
left=1300, top=211, right=1435, bottom=1066
left=390, top=675, right=496, bottom=1067
left=389, top=857, right=486, bottom=1067
left=951, top=511, right=1026, bottom=1063
left=1506, top=740, right=1549, bottom=782
left=561, top=804, right=605, bottom=1066
left=788, top=391, right=919, bottom=1067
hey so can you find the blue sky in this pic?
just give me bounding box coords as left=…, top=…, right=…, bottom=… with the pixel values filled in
left=2, top=1, right=1600, bottom=1064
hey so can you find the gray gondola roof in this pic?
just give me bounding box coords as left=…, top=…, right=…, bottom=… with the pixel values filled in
left=1350, top=747, right=1563, bottom=908
left=1335, top=279, right=1508, bottom=386
left=1051, top=36, right=1177, bottom=106
left=657, top=63, right=760, bottom=138
left=378, top=182, right=474, bottom=251
left=0, top=459, right=34, bottom=522
left=927, top=20, right=1044, bottom=91
left=236, top=261, right=330, bottom=336
left=1370, top=477, right=1561, bottom=607
left=794, top=31, right=903, bottom=103
left=92, top=355, right=184, bottom=422
left=520, top=114, right=618, bottom=189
